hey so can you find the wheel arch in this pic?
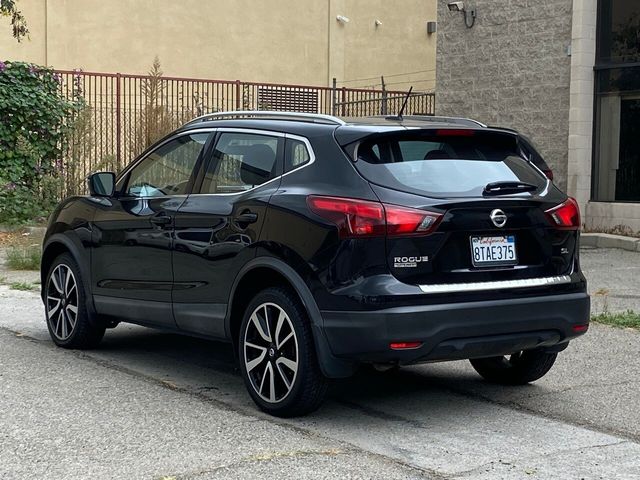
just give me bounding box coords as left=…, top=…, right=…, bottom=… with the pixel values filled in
left=41, top=232, right=97, bottom=322
left=226, top=257, right=356, bottom=378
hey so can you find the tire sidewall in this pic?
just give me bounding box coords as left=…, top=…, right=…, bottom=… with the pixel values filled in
left=238, top=288, right=311, bottom=415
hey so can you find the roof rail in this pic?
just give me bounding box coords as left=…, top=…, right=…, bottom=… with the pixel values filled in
left=184, top=110, right=346, bottom=127
left=381, top=115, right=487, bottom=127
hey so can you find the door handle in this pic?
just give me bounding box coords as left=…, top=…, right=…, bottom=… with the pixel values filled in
left=150, top=213, right=172, bottom=226
left=234, top=211, right=258, bottom=225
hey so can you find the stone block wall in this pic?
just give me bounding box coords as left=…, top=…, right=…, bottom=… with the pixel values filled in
left=436, top=0, right=574, bottom=189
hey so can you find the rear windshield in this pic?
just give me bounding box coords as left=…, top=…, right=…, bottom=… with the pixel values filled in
left=353, top=130, right=546, bottom=198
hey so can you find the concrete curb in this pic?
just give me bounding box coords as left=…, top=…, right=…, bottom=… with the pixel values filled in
left=581, top=233, right=640, bottom=252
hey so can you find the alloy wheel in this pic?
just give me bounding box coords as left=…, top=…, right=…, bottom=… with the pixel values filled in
left=243, top=302, right=299, bottom=403
left=46, top=264, right=79, bottom=341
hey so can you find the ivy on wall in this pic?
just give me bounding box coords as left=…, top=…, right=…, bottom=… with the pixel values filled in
left=0, top=61, right=78, bottom=224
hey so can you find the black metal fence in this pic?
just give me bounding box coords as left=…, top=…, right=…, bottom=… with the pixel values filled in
left=55, top=70, right=435, bottom=196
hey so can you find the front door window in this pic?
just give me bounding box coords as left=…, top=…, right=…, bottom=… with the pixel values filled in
left=125, top=133, right=209, bottom=197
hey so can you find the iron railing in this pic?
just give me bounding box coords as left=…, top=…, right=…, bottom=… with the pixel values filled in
left=55, top=70, right=435, bottom=196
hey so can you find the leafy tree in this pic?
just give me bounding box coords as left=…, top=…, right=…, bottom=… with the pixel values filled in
left=1, top=0, right=28, bottom=41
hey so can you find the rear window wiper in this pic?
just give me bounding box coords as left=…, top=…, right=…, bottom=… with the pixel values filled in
left=483, top=181, right=538, bottom=196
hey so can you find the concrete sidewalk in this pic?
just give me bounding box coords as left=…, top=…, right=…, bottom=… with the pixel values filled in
left=580, top=247, right=640, bottom=314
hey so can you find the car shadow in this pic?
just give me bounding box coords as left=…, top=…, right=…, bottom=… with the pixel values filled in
left=96, top=324, right=544, bottom=421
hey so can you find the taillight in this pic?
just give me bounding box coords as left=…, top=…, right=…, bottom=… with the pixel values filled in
left=572, top=324, right=589, bottom=333
left=545, top=197, right=580, bottom=230
left=307, top=196, right=443, bottom=238
left=306, top=196, right=385, bottom=237
left=384, top=204, right=442, bottom=236
left=390, top=341, right=423, bottom=350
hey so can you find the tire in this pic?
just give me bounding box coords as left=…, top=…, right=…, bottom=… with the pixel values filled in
left=44, top=253, right=105, bottom=349
left=470, top=350, right=558, bottom=385
left=238, top=287, right=328, bottom=417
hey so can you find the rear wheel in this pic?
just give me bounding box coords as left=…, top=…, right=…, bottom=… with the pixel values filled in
left=469, top=349, right=557, bottom=385
left=45, top=253, right=105, bottom=349
left=238, top=287, right=328, bottom=417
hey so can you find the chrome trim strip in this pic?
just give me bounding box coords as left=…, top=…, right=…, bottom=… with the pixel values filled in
left=185, top=110, right=346, bottom=126
left=418, top=275, right=572, bottom=294
left=214, top=127, right=285, bottom=137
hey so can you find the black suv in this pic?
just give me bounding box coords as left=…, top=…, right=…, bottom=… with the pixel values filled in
left=41, top=111, right=590, bottom=416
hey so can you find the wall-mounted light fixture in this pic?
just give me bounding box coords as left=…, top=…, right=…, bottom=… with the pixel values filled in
left=447, top=1, right=476, bottom=28
left=374, top=19, right=383, bottom=28
left=427, top=21, right=437, bottom=34
left=336, top=15, right=350, bottom=24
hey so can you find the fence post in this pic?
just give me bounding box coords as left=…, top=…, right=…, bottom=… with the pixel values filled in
left=235, top=80, right=241, bottom=110
left=115, top=73, right=121, bottom=166
left=331, top=77, right=337, bottom=116
left=341, top=86, right=346, bottom=116
left=381, top=76, right=387, bottom=116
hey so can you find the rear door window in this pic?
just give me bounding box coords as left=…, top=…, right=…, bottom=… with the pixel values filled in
left=200, top=132, right=282, bottom=194
left=354, top=130, right=546, bottom=198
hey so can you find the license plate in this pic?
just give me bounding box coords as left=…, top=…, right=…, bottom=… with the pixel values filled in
left=470, top=235, right=517, bottom=267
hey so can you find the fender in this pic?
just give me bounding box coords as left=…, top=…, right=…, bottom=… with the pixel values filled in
left=226, top=256, right=357, bottom=378
left=41, top=231, right=101, bottom=327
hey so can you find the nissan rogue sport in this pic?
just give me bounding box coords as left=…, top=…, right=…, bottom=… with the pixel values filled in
left=41, top=111, right=590, bottom=417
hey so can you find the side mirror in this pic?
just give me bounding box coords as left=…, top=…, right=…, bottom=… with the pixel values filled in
left=88, top=172, right=116, bottom=197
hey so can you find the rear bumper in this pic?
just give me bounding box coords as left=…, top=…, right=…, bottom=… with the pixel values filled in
left=320, top=292, right=590, bottom=364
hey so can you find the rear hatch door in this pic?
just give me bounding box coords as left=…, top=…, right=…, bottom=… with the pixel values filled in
left=345, top=128, right=577, bottom=287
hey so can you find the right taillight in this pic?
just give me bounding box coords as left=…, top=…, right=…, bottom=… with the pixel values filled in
left=307, top=195, right=443, bottom=238
left=545, top=197, right=580, bottom=230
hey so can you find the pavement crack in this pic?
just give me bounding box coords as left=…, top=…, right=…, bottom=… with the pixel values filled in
left=532, top=379, right=639, bottom=396
left=162, top=448, right=346, bottom=480
left=423, top=376, right=640, bottom=444
left=335, top=399, right=431, bottom=430
left=450, top=440, right=631, bottom=478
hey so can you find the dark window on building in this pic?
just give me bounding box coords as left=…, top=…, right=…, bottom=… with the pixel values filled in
left=593, top=1, right=640, bottom=202
left=616, top=98, right=640, bottom=201
left=597, top=0, right=640, bottom=65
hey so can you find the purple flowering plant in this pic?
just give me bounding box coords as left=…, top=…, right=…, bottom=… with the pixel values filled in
left=0, top=61, right=81, bottom=223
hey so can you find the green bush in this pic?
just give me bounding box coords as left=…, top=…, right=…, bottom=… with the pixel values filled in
left=0, top=60, right=77, bottom=224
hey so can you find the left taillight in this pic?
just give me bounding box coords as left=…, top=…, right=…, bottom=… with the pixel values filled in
left=545, top=197, right=580, bottom=230
left=307, top=196, right=443, bottom=238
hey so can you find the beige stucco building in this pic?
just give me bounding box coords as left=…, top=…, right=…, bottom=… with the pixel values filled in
left=1, top=0, right=437, bottom=90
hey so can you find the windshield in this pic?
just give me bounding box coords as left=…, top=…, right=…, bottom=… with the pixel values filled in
left=353, top=130, right=547, bottom=198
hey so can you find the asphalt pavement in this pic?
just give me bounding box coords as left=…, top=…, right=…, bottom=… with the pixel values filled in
left=0, top=246, right=639, bottom=479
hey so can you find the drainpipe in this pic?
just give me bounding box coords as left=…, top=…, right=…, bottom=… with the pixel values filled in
left=44, top=0, right=48, bottom=65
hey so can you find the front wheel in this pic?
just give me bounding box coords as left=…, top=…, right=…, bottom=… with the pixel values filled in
left=44, top=253, right=105, bottom=349
left=238, top=287, right=328, bottom=417
left=470, top=350, right=558, bottom=385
